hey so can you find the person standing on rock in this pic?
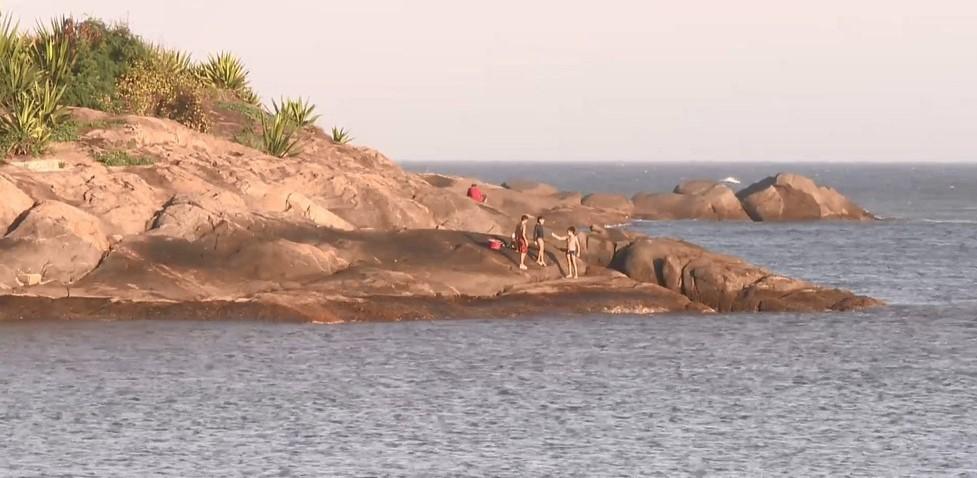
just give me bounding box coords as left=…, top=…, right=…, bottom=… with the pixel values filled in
left=552, top=226, right=580, bottom=279
left=534, top=216, right=548, bottom=266
left=513, top=215, right=530, bottom=270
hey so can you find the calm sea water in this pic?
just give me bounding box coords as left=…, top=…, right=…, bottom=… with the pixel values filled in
left=2, top=162, right=976, bottom=476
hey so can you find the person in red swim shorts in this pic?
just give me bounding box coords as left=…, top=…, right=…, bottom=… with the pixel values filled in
left=512, top=214, right=530, bottom=270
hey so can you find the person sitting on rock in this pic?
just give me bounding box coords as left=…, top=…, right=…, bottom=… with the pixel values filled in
left=551, top=226, right=580, bottom=279
left=534, top=216, right=547, bottom=266
left=513, top=215, right=530, bottom=270
left=466, top=183, right=487, bottom=204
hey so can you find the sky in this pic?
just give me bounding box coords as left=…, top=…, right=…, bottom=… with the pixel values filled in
left=5, top=0, right=977, bottom=163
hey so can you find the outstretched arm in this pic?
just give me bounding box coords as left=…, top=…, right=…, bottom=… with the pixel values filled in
left=551, top=233, right=567, bottom=240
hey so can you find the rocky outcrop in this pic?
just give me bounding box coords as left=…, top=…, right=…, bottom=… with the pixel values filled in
left=0, top=111, right=883, bottom=321
left=610, top=238, right=881, bottom=312
left=632, top=181, right=749, bottom=221
left=737, top=173, right=875, bottom=221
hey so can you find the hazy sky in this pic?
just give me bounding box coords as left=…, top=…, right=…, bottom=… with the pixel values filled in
left=6, top=0, right=977, bottom=162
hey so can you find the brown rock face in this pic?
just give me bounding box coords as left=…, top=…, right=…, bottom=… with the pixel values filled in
left=419, top=173, right=626, bottom=230
left=673, top=180, right=722, bottom=196
left=632, top=181, right=748, bottom=221
left=610, top=238, right=882, bottom=312
left=0, top=174, right=34, bottom=233
left=581, top=227, right=635, bottom=267
left=737, top=173, right=875, bottom=221
left=0, top=201, right=110, bottom=289
left=501, top=180, right=560, bottom=196
left=581, top=193, right=633, bottom=213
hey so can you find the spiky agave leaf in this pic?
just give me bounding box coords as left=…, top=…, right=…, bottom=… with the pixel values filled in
left=32, top=80, right=69, bottom=127
left=149, top=44, right=193, bottom=76
left=32, top=33, right=75, bottom=87
left=0, top=47, right=41, bottom=109
left=260, top=111, right=301, bottom=158
left=0, top=91, right=52, bottom=156
left=272, top=97, right=320, bottom=128
left=0, top=12, right=20, bottom=59
left=330, top=126, right=353, bottom=145
left=198, top=51, right=249, bottom=91
left=237, top=86, right=261, bottom=106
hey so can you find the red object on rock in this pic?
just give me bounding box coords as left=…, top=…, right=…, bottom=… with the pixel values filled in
left=467, top=185, right=485, bottom=203
left=488, top=239, right=503, bottom=250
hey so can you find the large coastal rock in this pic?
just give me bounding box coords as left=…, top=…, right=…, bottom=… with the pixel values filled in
left=0, top=201, right=110, bottom=289
left=610, top=238, right=881, bottom=312
left=632, top=180, right=749, bottom=221
left=737, top=173, right=875, bottom=221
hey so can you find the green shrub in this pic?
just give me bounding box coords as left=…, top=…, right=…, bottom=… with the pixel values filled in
left=273, top=97, right=320, bottom=128
left=50, top=118, right=79, bottom=142
left=116, top=59, right=209, bottom=131
left=330, top=126, right=353, bottom=145
left=59, top=19, right=150, bottom=110
left=94, top=149, right=154, bottom=166
left=197, top=52, right=249, bottom=92
left=217, top=99, right=265, bottom=123
left=261, top=111, right=300, bottom=158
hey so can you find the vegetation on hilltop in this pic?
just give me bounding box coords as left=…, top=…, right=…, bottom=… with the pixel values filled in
left=0, top=12, right=348, bottom=160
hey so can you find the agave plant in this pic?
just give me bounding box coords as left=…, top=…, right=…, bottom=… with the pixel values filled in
left=32, top=80, right=69, bottom=127
left=0, top=92, right=51, bottom=156
left=32, top=33, right=75, bottom=87
left=0, top=48, right=41, bottom=109
left=330, top=126, right=353, bottom=145
left=260, top=111, right=300, bottom=158
left=197, top=51, right=249, bottom=91
left=272, top=97, right=320, bottom=128
left=149, top=44, right=193, bottom=76
left=0, top=12, right=19, bottom=59
left=237, top=86, right=261, bottom=106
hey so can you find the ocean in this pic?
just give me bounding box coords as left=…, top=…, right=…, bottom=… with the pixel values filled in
left=1, top=162, right=975, bottom=476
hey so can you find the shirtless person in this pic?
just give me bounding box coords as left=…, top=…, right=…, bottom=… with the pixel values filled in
left=513, top=215, right=530, bottom=270
left=551, top=226, right=580, bottom=279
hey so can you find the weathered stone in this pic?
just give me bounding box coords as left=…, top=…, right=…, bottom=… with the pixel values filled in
left=581, top=193, right=633, bottom=213
left=737, top=173, right=875, bottom=221
left=0, top=201, right=110, bottom=288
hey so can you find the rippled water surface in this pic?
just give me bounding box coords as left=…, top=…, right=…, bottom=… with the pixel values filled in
left=2, top=162, right=976, bottom=476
